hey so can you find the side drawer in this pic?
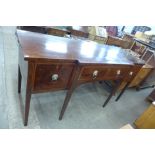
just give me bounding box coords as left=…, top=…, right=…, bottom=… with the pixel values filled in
left=78, top=66, right=130, bottom=82
left=126, top=65, right=142, bottom=82
left=129, top=66, right=152, bottom=86
left=33, top=64, right=74, bottom=91
left=79, top=66, right=107, bottom=81
left=104, top=67, right=130, bottom=80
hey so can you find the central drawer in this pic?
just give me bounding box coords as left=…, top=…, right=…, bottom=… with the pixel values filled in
left=33, top=64, right=74, bottom=91
left=78, top=66, right=130, bottom=82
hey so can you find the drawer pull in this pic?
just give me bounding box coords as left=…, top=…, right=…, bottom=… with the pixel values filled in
left=117, top=70, right=121, bottom=75
left=93, top=70, right=98, bottom=79
left=129, top=72, right=133, bottom=76
left=51, top=74, right=59, bottom=81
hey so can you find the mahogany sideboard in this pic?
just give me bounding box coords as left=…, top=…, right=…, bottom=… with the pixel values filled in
left=16, top=30, right=144, bottom=126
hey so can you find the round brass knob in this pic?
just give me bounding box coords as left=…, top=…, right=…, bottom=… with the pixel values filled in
left=93, top=70, right=98, bottom=79
left=129, top=72, right=133, bottom=76
left=51, top=74, right=59, bottom=81
left=117, top=70, right=121, bottom=75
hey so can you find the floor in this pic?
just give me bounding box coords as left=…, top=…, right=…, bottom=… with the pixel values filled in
left=0, top=26, right=152, bottom=129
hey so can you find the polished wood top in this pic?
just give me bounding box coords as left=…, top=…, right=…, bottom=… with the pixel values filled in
left=17, top=30, right=144, bottom=65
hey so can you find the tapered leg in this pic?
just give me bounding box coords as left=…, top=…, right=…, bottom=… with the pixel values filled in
left=115, top=82, right=130, bottom=102
left=23, top=62, right=34, bottom=126
left=59, top=89, right=74, bottom=120
left=103, top=80, right=121, bottom=107
left=18, top=65, right=22, bottom=93
left=24, top=88, right=32, bottom=126
left=59, top=64, right=80, bottom=120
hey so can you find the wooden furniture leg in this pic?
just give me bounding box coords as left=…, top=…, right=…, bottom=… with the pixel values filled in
left=115, top=82, right=130, bottom=102
left=59, top=64, right=80, bottom=120
left=59, top=87, right=75, bottom=120
left=24, top=87, right=32, bottom=126
left=103, top=80, right=121, bottom=107
left=147, top=88, right=155, bottom=102
left=18, top=65, right=22, bottom=93
left=24, top=62, right=34, bottom=126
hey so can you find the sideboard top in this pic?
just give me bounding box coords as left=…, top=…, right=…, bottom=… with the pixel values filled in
left=17, top=30, right=144, bottom=65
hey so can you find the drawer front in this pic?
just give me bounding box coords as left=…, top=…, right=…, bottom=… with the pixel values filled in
left=79, top=67, right=107, bottom=81
left=34, top=64, right=74, bottom=91
left=129, top=67, right=151, bottom=86
left=79, top=66, right=130, bottom=82
left=104, top=67, right=129, bottom=80
left=122, top=65, right=142, bottom=84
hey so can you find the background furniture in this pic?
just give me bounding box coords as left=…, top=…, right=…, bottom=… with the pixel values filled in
left=147, top=89, right=155, bottom=102
left=134, top=103, right=155, bottom=129
left=105, top=26, right=118, bottom=37
left=129, top=64, right=154, bottom=88
left=17, top=26, right=48, bottom=33
left=131, top=26, right=151, bottom=35
left=106, top=36, right=132, bottom=49
left=123, top=33, right=135, bottom=42
left=67, top=26, right=89, bottom=38
left=88, top=26, right=107, bottom=44
left=47, top=27, right=70, bottom=37
left=117, top=35, right=155, bottom=90
left=129, top=45, right=155, bottom=90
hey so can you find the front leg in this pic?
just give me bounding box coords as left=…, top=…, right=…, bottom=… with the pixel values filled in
left=59, top=87, right=75, bottom=120
left=23, top=62, right=35, bottom=126
left=59, top=64, right=80, bottom=120
left=24, top=87, right=32, bottom=126
left=115, top=82, right=130, bottom=102
left=103, top=80, right=121, bottom=107
left=18, top=65, right=22, bottom=93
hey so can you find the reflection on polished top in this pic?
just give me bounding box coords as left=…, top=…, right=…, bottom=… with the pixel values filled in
left=17, top=30, right=144, bottom=65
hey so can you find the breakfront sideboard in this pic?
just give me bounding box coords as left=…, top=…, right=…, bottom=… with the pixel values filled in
left=17, top=30, right=144, bottom=126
